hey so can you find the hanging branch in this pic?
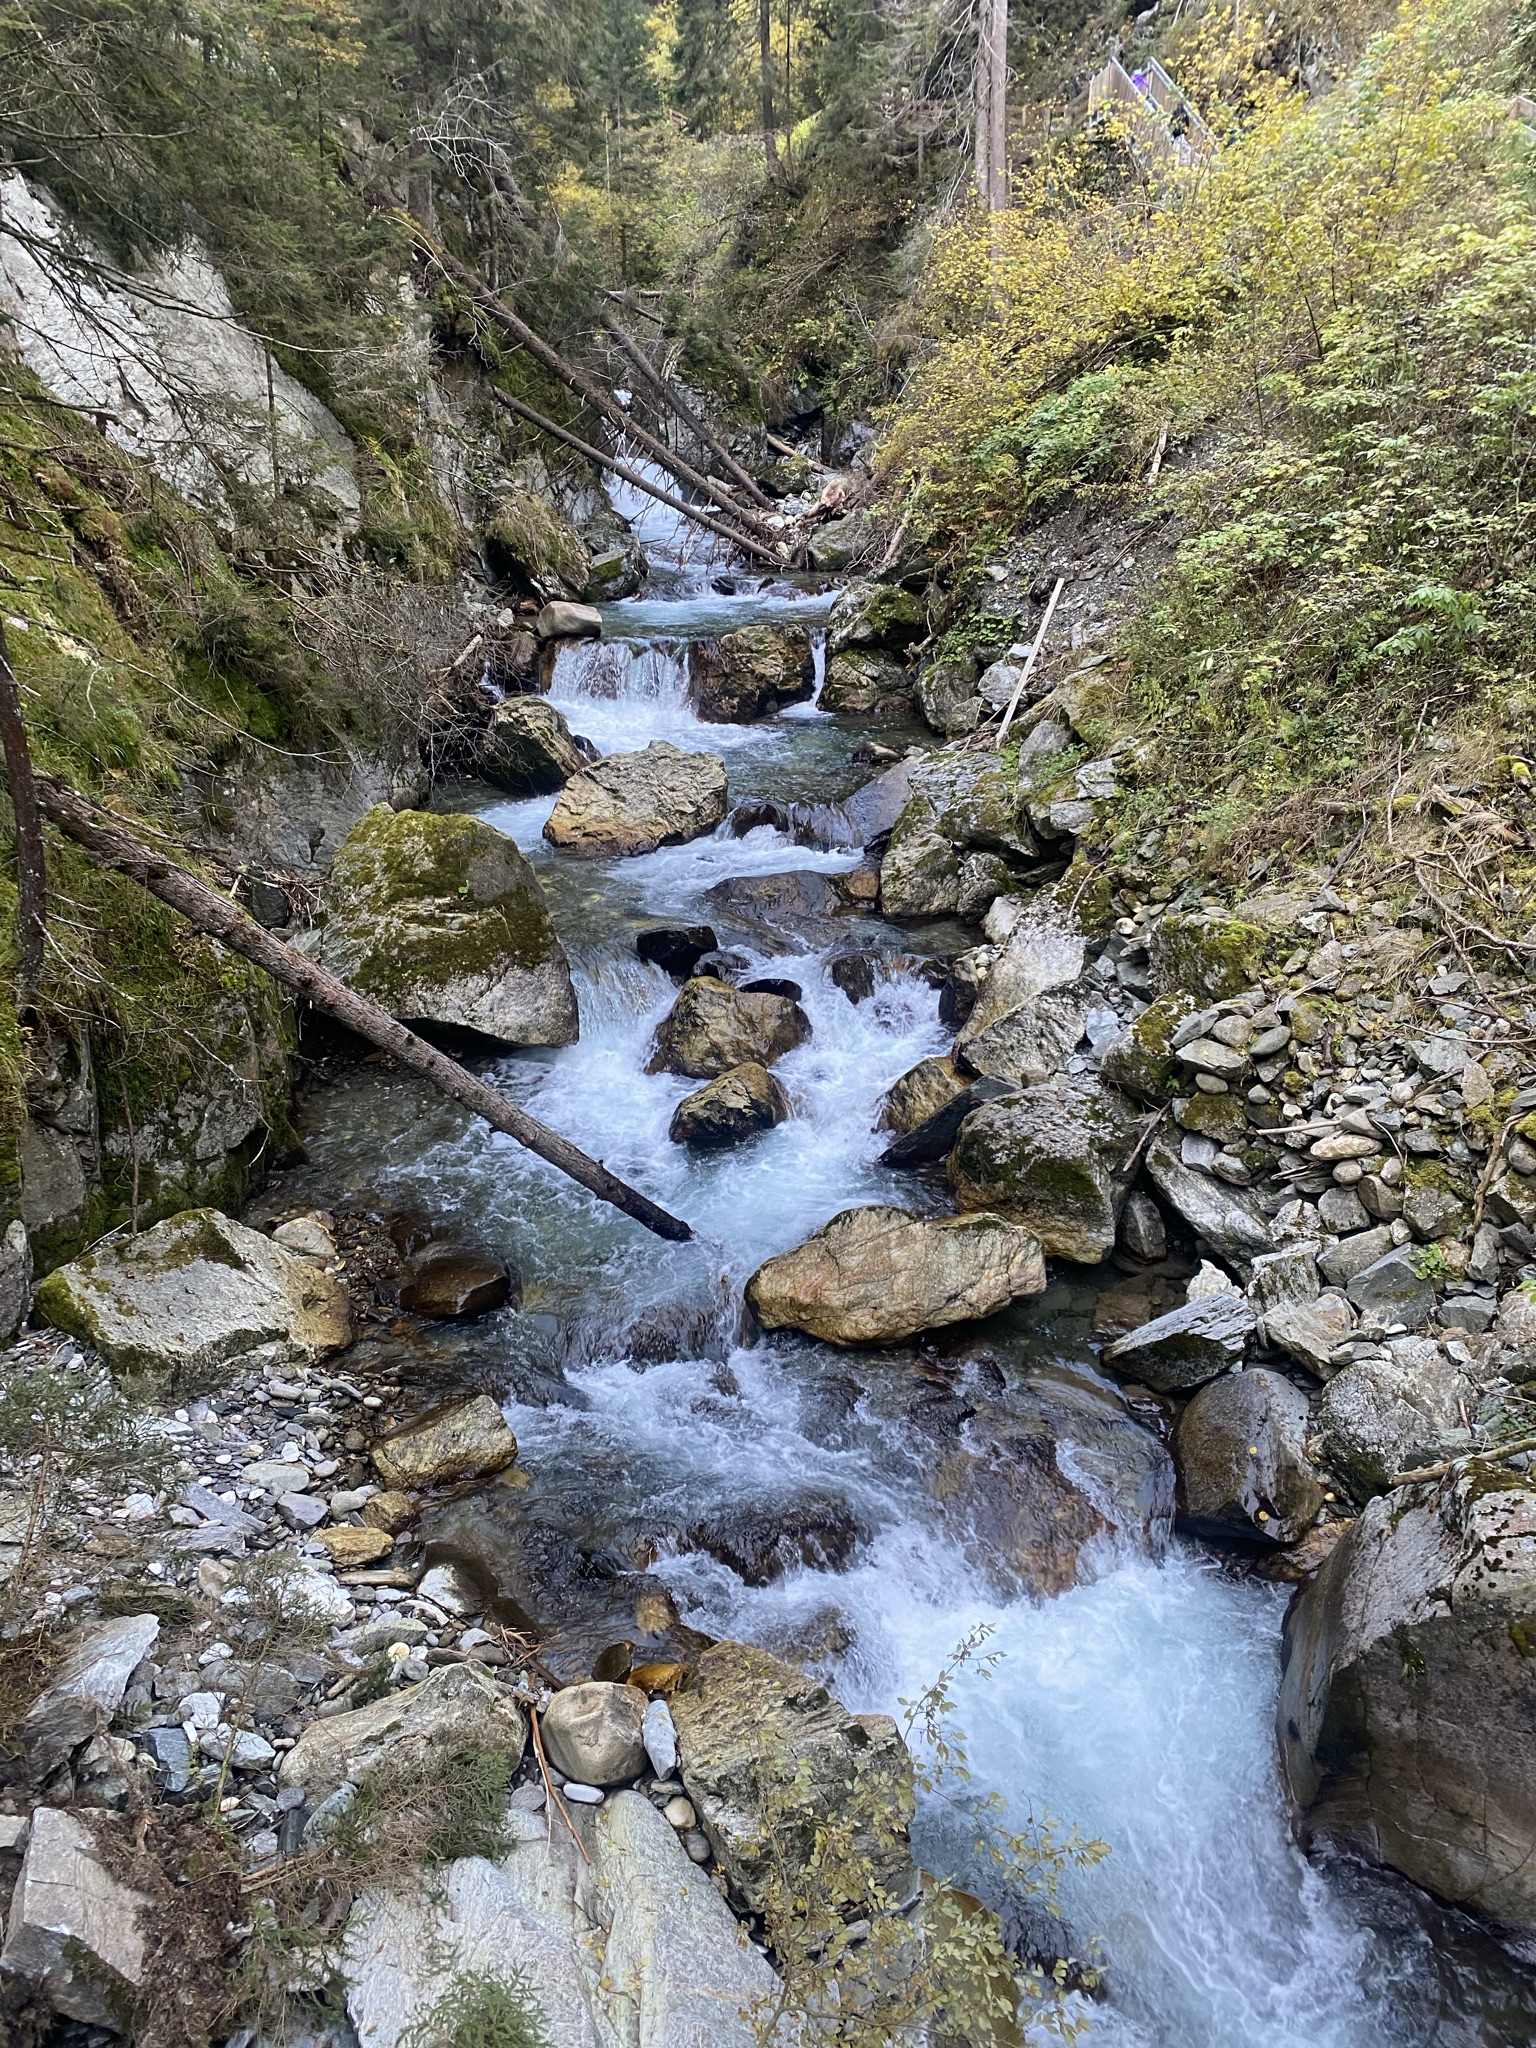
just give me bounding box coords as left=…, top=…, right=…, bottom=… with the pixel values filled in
left=32, top=776, right=694, bottom=1245
left=0, top=620, right=47, bottom=1011
left=489, top=389, right=779, bottom=565
left=599, top=315, right=774, bottom=511
left=409, top=222, right=777, bottom=546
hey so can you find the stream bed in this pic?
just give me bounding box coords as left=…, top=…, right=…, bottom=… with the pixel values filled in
left=271, top=490, right=1536, bottom=2046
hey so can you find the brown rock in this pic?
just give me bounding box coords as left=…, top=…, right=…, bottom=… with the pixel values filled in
left=372, top=1395, right=518, bottom=1489
left=318, top=1526, right=395, bottom=1568
left=651, top=977, right=810, bottom=1081
left=362, top=1490, right=418, bottom=1535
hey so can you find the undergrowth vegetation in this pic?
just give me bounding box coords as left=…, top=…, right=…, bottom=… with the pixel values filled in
left=884, top=0, right=1536, bottom=864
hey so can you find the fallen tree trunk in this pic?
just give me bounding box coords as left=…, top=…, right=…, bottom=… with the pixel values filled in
left=413, top=226, right=776, bottom=545
left=32, top=776, right=694, bottom=1244
left=490, top=387, right=779, bottom=566
left=599, top=315, right=774, bottom=512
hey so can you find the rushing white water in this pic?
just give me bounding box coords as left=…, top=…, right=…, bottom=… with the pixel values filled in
left=298, top=513, right=1533, bottom=2042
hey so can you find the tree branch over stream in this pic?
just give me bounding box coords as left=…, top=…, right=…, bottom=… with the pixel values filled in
left=28, top=776, right=695, bottom=1244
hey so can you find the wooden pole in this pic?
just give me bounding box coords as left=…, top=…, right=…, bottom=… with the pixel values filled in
left=0, top=621, right=46, bottom=1010
left=411, top=225, right=775, bottom=545
left=31, top=777, right=694, bottom=1244
left=995, top=576, right=1064, bottom=747
left=599, top=315, right=773, bottom=510
left=489, top=388, right=779, bottom=565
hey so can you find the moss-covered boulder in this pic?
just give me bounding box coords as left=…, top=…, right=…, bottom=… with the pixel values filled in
left=34, top=1206, right=351, bottom=1390
left=650, top=977, right=810, bottom=1081
left=475, top=697, right=591, bottom=794
left=819, top=648, right=912, bottom=717
left=317, top=807, right=577, bottom=1048
left=826, top=579, right=927, bottom=657
left=949, top=1078, right=1140, bottom=1263
left=1151, top=911, right=1269, bottom=1001
left=687, top=626, right=815, bottom=722
left=745, top=1204, right=1046, bottom=1345
left=544, top=741, right=728, bottom=856
left=1099, top=995, right=1192, bottom=1102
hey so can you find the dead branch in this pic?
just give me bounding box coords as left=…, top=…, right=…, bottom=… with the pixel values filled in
left=599, top=314, right=773, bottom=510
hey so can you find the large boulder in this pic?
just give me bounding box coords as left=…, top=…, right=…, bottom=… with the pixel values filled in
left=953, top=920, right=1089, bottom=1081
left=915, top=657, right=984, bottom=737
left=878, top=1054, right=970, bottom=1134
left=879, top=800, right=964, bottom=915
left=878, top=755, right=1037, bottom=919
left=22, top=1613, right=159, bottom=1766
left=932, top=1373, right=1170, bottom=1597
left=278, top=1662, right=528, bottom=1802
left=1279, top=1468, right=1536, bottom=1932
left=1100, top=1292, right=1255, bottom=1393
left=1173, top=1369, right=1322, bottom=1546
left=948, top=1078, right=1139, bottom=1262
left=476, top=696, right=591, bottom=794
left=651, top=976, right=810, bottom=1080
left=34, top=1207, right=350, bottom=1389
left=687, top=625, right=815, bottom=721
left=544, top=741, right=728, bottom=857
left=826, top=579, right=926, bottom=657
left=371, top=1394, right=519, bottom=1489
left=745, top=1204, right=1046, bottom=1346
left=343, top=1794, right=788, bottom=2048
left=669, top=1062, right=789, bottom=1149
left=672, top=1639, right=915, bottom=1913
left=819, top=648, right=911, bottom=716
left=317, top=806, right=577, bottom=1047
left=1318, top=1339, right=1476, bottom=1498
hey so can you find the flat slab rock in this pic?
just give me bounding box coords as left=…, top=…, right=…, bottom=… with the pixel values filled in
left=343, top=1794, right=791, bottom=2048
left=33, top=1207, right=351, bottom=1389
left=745, top=1203, right=1046, bottom=1346
left=1100, top=1291, right=1256, bottom=1393
left=1, top=1808, right=149, bottom=2026
left=22, top=1611, right=159, bottom=1765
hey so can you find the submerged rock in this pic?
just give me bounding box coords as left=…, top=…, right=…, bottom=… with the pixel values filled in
left=651, top=976, right=810, bottom=1080
left=397, top=1243, right=515, bottom=1319
left=687, top=625, right=815, bottom=721
left=1279, top=1467, right=1536, bottom=1933
left=34, top=1206, right=350, bottom=1389
left=669, top=1062, right=789, bottom=1149
left=476, top=696, right=592, bottom=794
left=1173, top=1369, right=1322, bottom=1546
left=948, top=1077, right=1140, bottom=1262
left=636, top=923, right=718, bottom=978
left=545, top=740, right=728, bottom=857
left=745, top=1204, right=1046, bottom=1345
left=317, top=805, right=578, bottom=1047
left=672, top=1639, right=916, bottom=1913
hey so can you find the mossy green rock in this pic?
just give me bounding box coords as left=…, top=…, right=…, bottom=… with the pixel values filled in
left=826, top=578, right=926, bottom=657
left=949, top=1078, right=1140, bottom=1263
left=1151, top=911, right=1268, bottom=1001
left=319, top=806, right=577, bottom=1047
left=34, top=1206, right=351, bottom=1390
left=819, top=648, right=912, bottom=716
left=908, top=752, right=1036, bottom=858
left=687, top=626, right=814, bottom=722
left=1099, top=995, right=1192, bottom=1102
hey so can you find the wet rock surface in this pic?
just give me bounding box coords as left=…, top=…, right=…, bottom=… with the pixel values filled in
left=544, top=739, right=728, bottom=856
left=650, top=974, right=811, bottom=1079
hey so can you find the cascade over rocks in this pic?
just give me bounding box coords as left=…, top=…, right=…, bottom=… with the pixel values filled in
left=34, top=1206, right=350, bottom=1388
left=1280, top=1468, right=1536, bottom=1933
left=948, top=1077, right=1140, bottom=1262
left=745, top=1204, right=1046, bottom=1345
left=544, top=740, right=728, bottom=856
left=314, top=806, right=578, bottom=1048
left=687, top=624, right=815, bottom=720
left=650, top=975, right=810, bottom=1079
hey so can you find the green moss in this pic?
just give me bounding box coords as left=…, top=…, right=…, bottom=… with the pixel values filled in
left=1100, top=994, right=1190, bottom=1101
left=1152, top=912, right=1269, bottom=1001
left=1177, top=1092, right=1249, bottom=1147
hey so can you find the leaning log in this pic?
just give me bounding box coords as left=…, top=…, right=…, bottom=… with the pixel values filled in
left=411, top=224, right=775, bottom=545
left=32, top=777, right=694, bottom=1244
left=489, top=388, right=779, bottom=566
left=599, top=315, right=773, bottom=511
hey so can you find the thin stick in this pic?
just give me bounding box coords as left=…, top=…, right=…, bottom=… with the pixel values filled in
left=526, top=1696, right=590, bottom=1863
left=995, top=578, right=1066, bottom=748
left=490, top=388, right=778, bottom=566
left=1392, top=1431, right=1536, bottom=1488
left=32, top=776, right=694, bottom=1243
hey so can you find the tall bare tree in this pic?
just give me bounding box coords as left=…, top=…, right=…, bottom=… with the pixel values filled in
left=974, top=0, right=1008, bottom=210
left=759, top=0, right=781, bottom=177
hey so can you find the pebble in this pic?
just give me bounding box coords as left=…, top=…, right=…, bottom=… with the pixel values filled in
left=561, top=1782, right=604, bottom=1805
left=684, top=1831, right=711, bottom=1864
left=663, top=1796, right=697, bottom=1830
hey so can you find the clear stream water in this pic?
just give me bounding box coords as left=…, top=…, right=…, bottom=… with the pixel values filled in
left=286, top=481, right=1536, bottom=2046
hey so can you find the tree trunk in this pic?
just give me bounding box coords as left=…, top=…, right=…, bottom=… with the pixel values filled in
left=975, top=0, right=1009, bottom=211
left=414, top=228, right=775, bottom=545
left=489, top=388, right=778, bottom=563
left=600, top=316, right=773, bottom=510
left=759, top=0, right=780, bottom=179
left=32, top=776, right=694, bottom=1245
left=0, top=620, right=46, bottom=1011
